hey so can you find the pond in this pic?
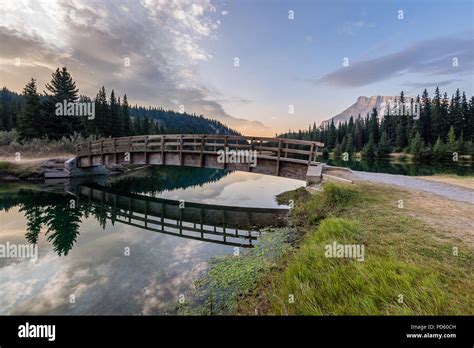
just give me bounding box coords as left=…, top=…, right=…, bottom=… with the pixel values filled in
left=325, top=158, right=474, bottom=176
left=0, top=166, right=304, bottom=315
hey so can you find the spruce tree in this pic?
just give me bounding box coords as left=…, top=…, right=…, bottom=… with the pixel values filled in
left=446, top=126, right=458, bottom=154
left=122, top=94, right=132, bottom=136
left=18, top=78, right=42, bottom=140
left=43, top=67, right=81, bottom=139
left=432, top=136, right=446, bottom=160
left=109, top=90, right=120, bottom=137
left=420, top=89, right=432, bottom=144
left=430, top=87, right=442, bottom=142
left=361, top=134, right=376, bottom=158
left=368, top=108, right=379, bottom=145
left=410, top=132, right=424, bottom=159
left=376, top=132, right=391, bottom=158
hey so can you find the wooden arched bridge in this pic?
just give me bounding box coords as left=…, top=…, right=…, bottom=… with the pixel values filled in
left=74, top=134, right=324, bottom=182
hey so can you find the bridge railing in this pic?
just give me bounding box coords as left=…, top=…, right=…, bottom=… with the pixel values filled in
left=77, top=134, right=324, bottom=166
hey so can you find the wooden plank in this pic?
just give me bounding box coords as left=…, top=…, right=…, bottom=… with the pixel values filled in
left=161, top=136, right=164, bottom=164
left=276, top=138, right=282, bottom=176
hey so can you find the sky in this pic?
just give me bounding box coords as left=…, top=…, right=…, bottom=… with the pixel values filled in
left=0, top=0, right=473, bottom=136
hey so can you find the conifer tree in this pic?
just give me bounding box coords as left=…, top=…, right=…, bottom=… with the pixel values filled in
left=18, top=78, right=42, bottom=140
left=43, top=67, right=81, bottom=139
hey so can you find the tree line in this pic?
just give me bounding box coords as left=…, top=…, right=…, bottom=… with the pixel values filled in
left=280, top=89, right=474, bottom=160
left=0, top=67, right=238, bottom=141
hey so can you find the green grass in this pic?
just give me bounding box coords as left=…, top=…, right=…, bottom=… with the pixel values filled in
left=249, top=183, right=473, bottom=315
left=0, top=160, right=42, bottom=179
left=178, top=182, right=473, bottom=315
left=178, top=228, right=294, bottom=315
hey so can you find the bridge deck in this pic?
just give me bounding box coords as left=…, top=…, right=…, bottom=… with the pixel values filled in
left=76, top=134, right=324, bottom=180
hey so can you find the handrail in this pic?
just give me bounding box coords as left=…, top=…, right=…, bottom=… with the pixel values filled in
left=76, top=134, right=324, bottom=166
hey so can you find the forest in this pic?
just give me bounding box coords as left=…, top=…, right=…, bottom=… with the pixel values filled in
left=280, top=89, right=474, bottom=160
left=0, top=67, right=238, bottom=141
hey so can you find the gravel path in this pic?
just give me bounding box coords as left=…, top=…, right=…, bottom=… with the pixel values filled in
left=352, top=171, right=474, bottom=205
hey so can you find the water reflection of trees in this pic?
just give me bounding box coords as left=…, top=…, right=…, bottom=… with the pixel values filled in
left=327, top=159, right=474, bottom=176
left=0, top=166, right=277, bottom=256
left=106, top=166, right=230, bottom=195
left=4, top=191, right=81, bottom=256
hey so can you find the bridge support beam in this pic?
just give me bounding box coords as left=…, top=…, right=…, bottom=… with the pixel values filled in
left=45, top=157, right=108, bottom=178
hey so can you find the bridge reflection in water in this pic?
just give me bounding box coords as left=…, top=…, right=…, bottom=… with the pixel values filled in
left=77, top=183, right=288, bottom=248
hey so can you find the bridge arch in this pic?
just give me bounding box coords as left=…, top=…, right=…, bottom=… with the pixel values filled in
left=76, top=134, right=324, bottom=182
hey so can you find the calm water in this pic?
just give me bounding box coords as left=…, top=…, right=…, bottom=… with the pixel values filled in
left=0, top=167, right=304, bottom=315
left=326, top=159, right=474, bottom=176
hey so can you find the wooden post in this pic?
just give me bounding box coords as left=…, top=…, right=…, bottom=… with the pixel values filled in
left=100, top=140, right=104, bottom=165
left=200, top=135, right=205, bottom=167
left=161, top=136, right=165, bottom=165
left=179, top=134, right=183, bottom=166
left=161, top=204, right=164, bottom=231
left=284, top=142, right=288, bottom=158
left=144, top=200, right=148, bottom=228
left=88, top=141, right=92, bottom=167
left=276, top=138, right=282, bottom=176
left=248, top=138, right=254, bottom=172
left=144, top=135, right=148, bottom=165
left=113, top=138, right=117, bottom=164
left=308, top=143, right=314, bottom=167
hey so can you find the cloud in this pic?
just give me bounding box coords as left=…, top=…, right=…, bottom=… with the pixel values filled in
left=403, top=79, right=462, bottom=89
left=0, top=0, right=270, bottom=135
left=312, top=36, right=474, bottom=87
left=221, top=10, right=229, bottom=16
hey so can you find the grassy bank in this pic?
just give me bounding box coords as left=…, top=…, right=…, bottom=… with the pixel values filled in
left=194, top=182, right=473, bottom=315
left=0, top=160, right=44, bottom=179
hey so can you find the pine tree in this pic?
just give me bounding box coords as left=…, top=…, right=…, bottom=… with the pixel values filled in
left=376, top=132, right=391, bottom=158
left=410, top=132, right=424, bottom=159
left=92, top=87, right=108, bottom=136
left=430, top=87, right=442, bottom=142
left=333, top=139, right=343, bottom=158
left=461, top=92, right=470, bottom=141
left=18, top=78, right=42, bottom=140
left=122, top=94, right=132, bottom=136
left=440, top=92, right=450, bottom=140
left=344, top=133, right=354, bottom=156
left=109, top=90, right=120, bottom=137
left=432, top=136, right=446, bottom=160
left=446, top=126, right=458, bottom=154
left=469, top=96, right=474, bottom=142
left=43, top=67, right=81, bottom=139
left=328, top=120, right=337, bottom=149
left=361, top=135, right=376, bottom=158
left=450, top=89, right=463, bottom=137
left=368, top=108, right=379, bottom=145
left=420, top=89, right=432, bottom=144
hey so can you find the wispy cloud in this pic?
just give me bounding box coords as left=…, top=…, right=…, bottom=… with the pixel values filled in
left=403, top=79, right=462, bottom=89
left=312, top=36, right=473, bottom=87
left=0, top=0, right=269, bottom=134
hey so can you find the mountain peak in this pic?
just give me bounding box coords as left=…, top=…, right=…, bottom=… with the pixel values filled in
left=322, top=95, right=414, bottom=127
